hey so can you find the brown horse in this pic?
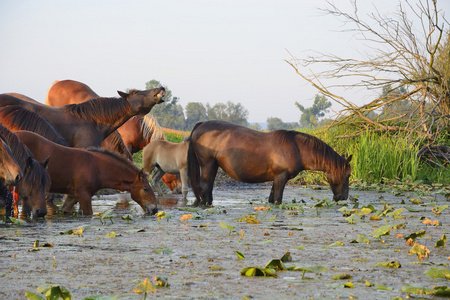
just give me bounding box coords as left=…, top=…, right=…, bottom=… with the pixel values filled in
left=0, top=87, right=165, bottom=148
left=45, top=79, right=180, bottom=188
left=143, top=139, right=189, bottom=200
left=0, top=125, right=50, bottom=218
left=0, top=105, right=68, bottom=146
left=45, top=80, right=166, bottom=153
left=14, top=130, right=158, bottom=215
left=187, top=120, right=352, bottom=206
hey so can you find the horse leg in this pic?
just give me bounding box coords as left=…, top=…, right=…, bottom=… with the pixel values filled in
left=77, top=193, right=93, bottom=215
left=271, top=172, right=290, bottom=205
left=61, top=195, right=78, bottom=214
left=151, top=168, right=165, bottom=196
left=199, top=161, right=219, bottom=206
left=179, top=167, right=188, bottom=202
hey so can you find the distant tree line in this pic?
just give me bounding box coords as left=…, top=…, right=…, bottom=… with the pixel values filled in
left=145, top=79, right=334, bottom=131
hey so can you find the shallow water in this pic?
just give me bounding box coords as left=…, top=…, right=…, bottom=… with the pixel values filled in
left=0, top=184, right=449, bottom=299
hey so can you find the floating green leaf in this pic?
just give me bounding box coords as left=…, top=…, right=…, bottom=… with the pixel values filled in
left=404, top=230, right=426, bottom=242
left=343, top=282, right=354, bottom=288
left=345, top=214, right=359, bottom=224
left=265, top=259, right=286, bottom=271
left=234, top=250, right=245, bottom=261
left=121, top=215, right=133, bottom=223
left=356, top=234, right=370, bottom=244
left=281, top=251, right=292, bottom=262
left=331, top=273, right=353, bottom=280
left=404, top=206, right=421, bottom=212
left=83, top=295, right=120, bottom=300
left=371, top=225, right=391, bottom=239
left=219, top=222, right=235, bottom=235
left=154, top=246, right=173, bottom=255
left=401, top=284, right=439, bottom=295
left=240, top=267, right=277, bottom=277
left=9, top=217, right=26, bottom=225
left=435, top=234, right=447, bottom=248
left=424, top=267, right=450, bottom=280
left=386, top=208, right=405, bottom=218
left=32, top=285, right=71, bottom=300
left=287, top=265, right=329, bottom=279
left=373, top=261, right=401, bottom=268
left=432, top=204, right=449, bottom=215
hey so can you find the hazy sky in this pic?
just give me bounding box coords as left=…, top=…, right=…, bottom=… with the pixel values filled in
left=1, top=0, right=448, bottom=123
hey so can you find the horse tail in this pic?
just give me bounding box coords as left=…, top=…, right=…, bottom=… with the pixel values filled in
left=187, top=122, right=203, bottom=203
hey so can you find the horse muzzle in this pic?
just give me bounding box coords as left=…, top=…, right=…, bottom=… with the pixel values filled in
left=145, top=205, right=158, bottom=215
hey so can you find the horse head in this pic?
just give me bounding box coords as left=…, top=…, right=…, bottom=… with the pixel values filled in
left=328, top=155, right=352, bottom=201
left=129, top=169, right=158, bottom=215
left=117, top=87, right=166, bottom=115
left=0, top=139, right=22, bottom=185
left=19, top=156, right=51, bottom=219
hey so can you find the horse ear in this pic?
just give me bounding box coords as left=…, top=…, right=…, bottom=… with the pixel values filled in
left=139, top=168, right=146, bottom=180
left=41, top=156, right=50, bottom=169
left=346, top=155, right=353, bottom=163
left=117, top=91, right=128, bottom=98
left=156, top=89, right=165, bottom=101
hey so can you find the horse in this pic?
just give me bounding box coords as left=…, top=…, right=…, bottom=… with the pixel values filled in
left=143, top=138, right=189, bottom=200
left=45, top=79, right=180, bottom=188
left=187, top=120, right=352, bottom=206
left=0, top=87, right=165, bottom=149
left=0, top=125, right=50, bottom=218
left=0, top=105, right=68, bottom=146
left=14, top=130, right=158, bottom=215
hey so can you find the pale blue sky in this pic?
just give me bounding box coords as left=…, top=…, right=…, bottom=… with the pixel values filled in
left=1, top=0, right=448, bottom=123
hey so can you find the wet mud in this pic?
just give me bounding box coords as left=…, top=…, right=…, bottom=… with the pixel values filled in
left=0, top=182, right=449, bottom=299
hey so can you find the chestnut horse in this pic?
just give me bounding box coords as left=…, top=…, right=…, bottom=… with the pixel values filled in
left=187, top=120, right=352, bottom=206
left=0, top=125, right=50, bottom=218
left=14, top=130, right=158, bottom=215
left=143, top=139, right=189, bottom=200
left=0, top=87, right=165, bottom=149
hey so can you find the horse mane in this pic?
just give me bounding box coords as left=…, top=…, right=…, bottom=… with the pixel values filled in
left=103, top=131, right=133, bottom=161
left=0, top=124, right=51, bottom=192
left=142, top=114, right=166, bottom=141
left=273, top=130, right=346, bottom=174
left=63, top=96, right=131, bottom=124
left=0, top=106, right=68, bottom=146
left=85, top=147, right=147, bottom=178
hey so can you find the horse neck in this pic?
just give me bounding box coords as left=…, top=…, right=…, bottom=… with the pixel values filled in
left=296, top=136, right=339, bottom=175
left=94, top=152, right=137, bottom=191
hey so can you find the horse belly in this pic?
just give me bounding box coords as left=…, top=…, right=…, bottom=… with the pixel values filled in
left=217, top=153, right=274, bottom=183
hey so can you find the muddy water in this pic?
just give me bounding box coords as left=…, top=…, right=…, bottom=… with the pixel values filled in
left=0, top=183, right=449, bottom=299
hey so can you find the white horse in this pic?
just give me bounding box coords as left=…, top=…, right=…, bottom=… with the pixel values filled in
left=142, top=138, right=189, bottom=200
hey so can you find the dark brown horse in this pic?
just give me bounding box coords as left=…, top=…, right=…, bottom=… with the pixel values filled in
left=187, top=120, right=352, bottom=206
left=0, top=87, right=165, bottom=149
left=15, top=130, right=158, bottom=215
left=0, top=125, right=50, bottom=218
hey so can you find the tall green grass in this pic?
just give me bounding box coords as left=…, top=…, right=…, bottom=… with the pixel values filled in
left=353, top=132, right=419, bottom=183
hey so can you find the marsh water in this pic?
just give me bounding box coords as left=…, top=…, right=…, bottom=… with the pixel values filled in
left=0, top=181, right=449, bottom=299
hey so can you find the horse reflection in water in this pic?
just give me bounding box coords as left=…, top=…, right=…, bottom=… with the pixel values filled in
left=187, top=120, right=352, bottom=206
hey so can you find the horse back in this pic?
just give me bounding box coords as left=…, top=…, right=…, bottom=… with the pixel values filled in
left=46, top=79, right=100, bottom=106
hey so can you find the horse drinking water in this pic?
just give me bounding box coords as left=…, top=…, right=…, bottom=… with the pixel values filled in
left=14, top=131, right=158, bottom=215
left=187, top=120, right=352, bottom=206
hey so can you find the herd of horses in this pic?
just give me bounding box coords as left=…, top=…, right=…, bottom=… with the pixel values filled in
left=0, top=79, right=352, bottom=220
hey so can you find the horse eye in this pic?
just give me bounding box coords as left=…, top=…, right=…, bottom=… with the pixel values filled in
left=143, top=188, right=148, bottom=192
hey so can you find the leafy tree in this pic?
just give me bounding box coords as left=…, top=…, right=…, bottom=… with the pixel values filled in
left=207, top=101, right=249, bottom=126
left=185, top=102, right=208, bottom=130
left=145, top=80, right=186, bottom=130
left=267, top=117, right=299, bottom=130
left=248, top=122, right=263, bottom=131
left=295, top=94, right=331, bottom=129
